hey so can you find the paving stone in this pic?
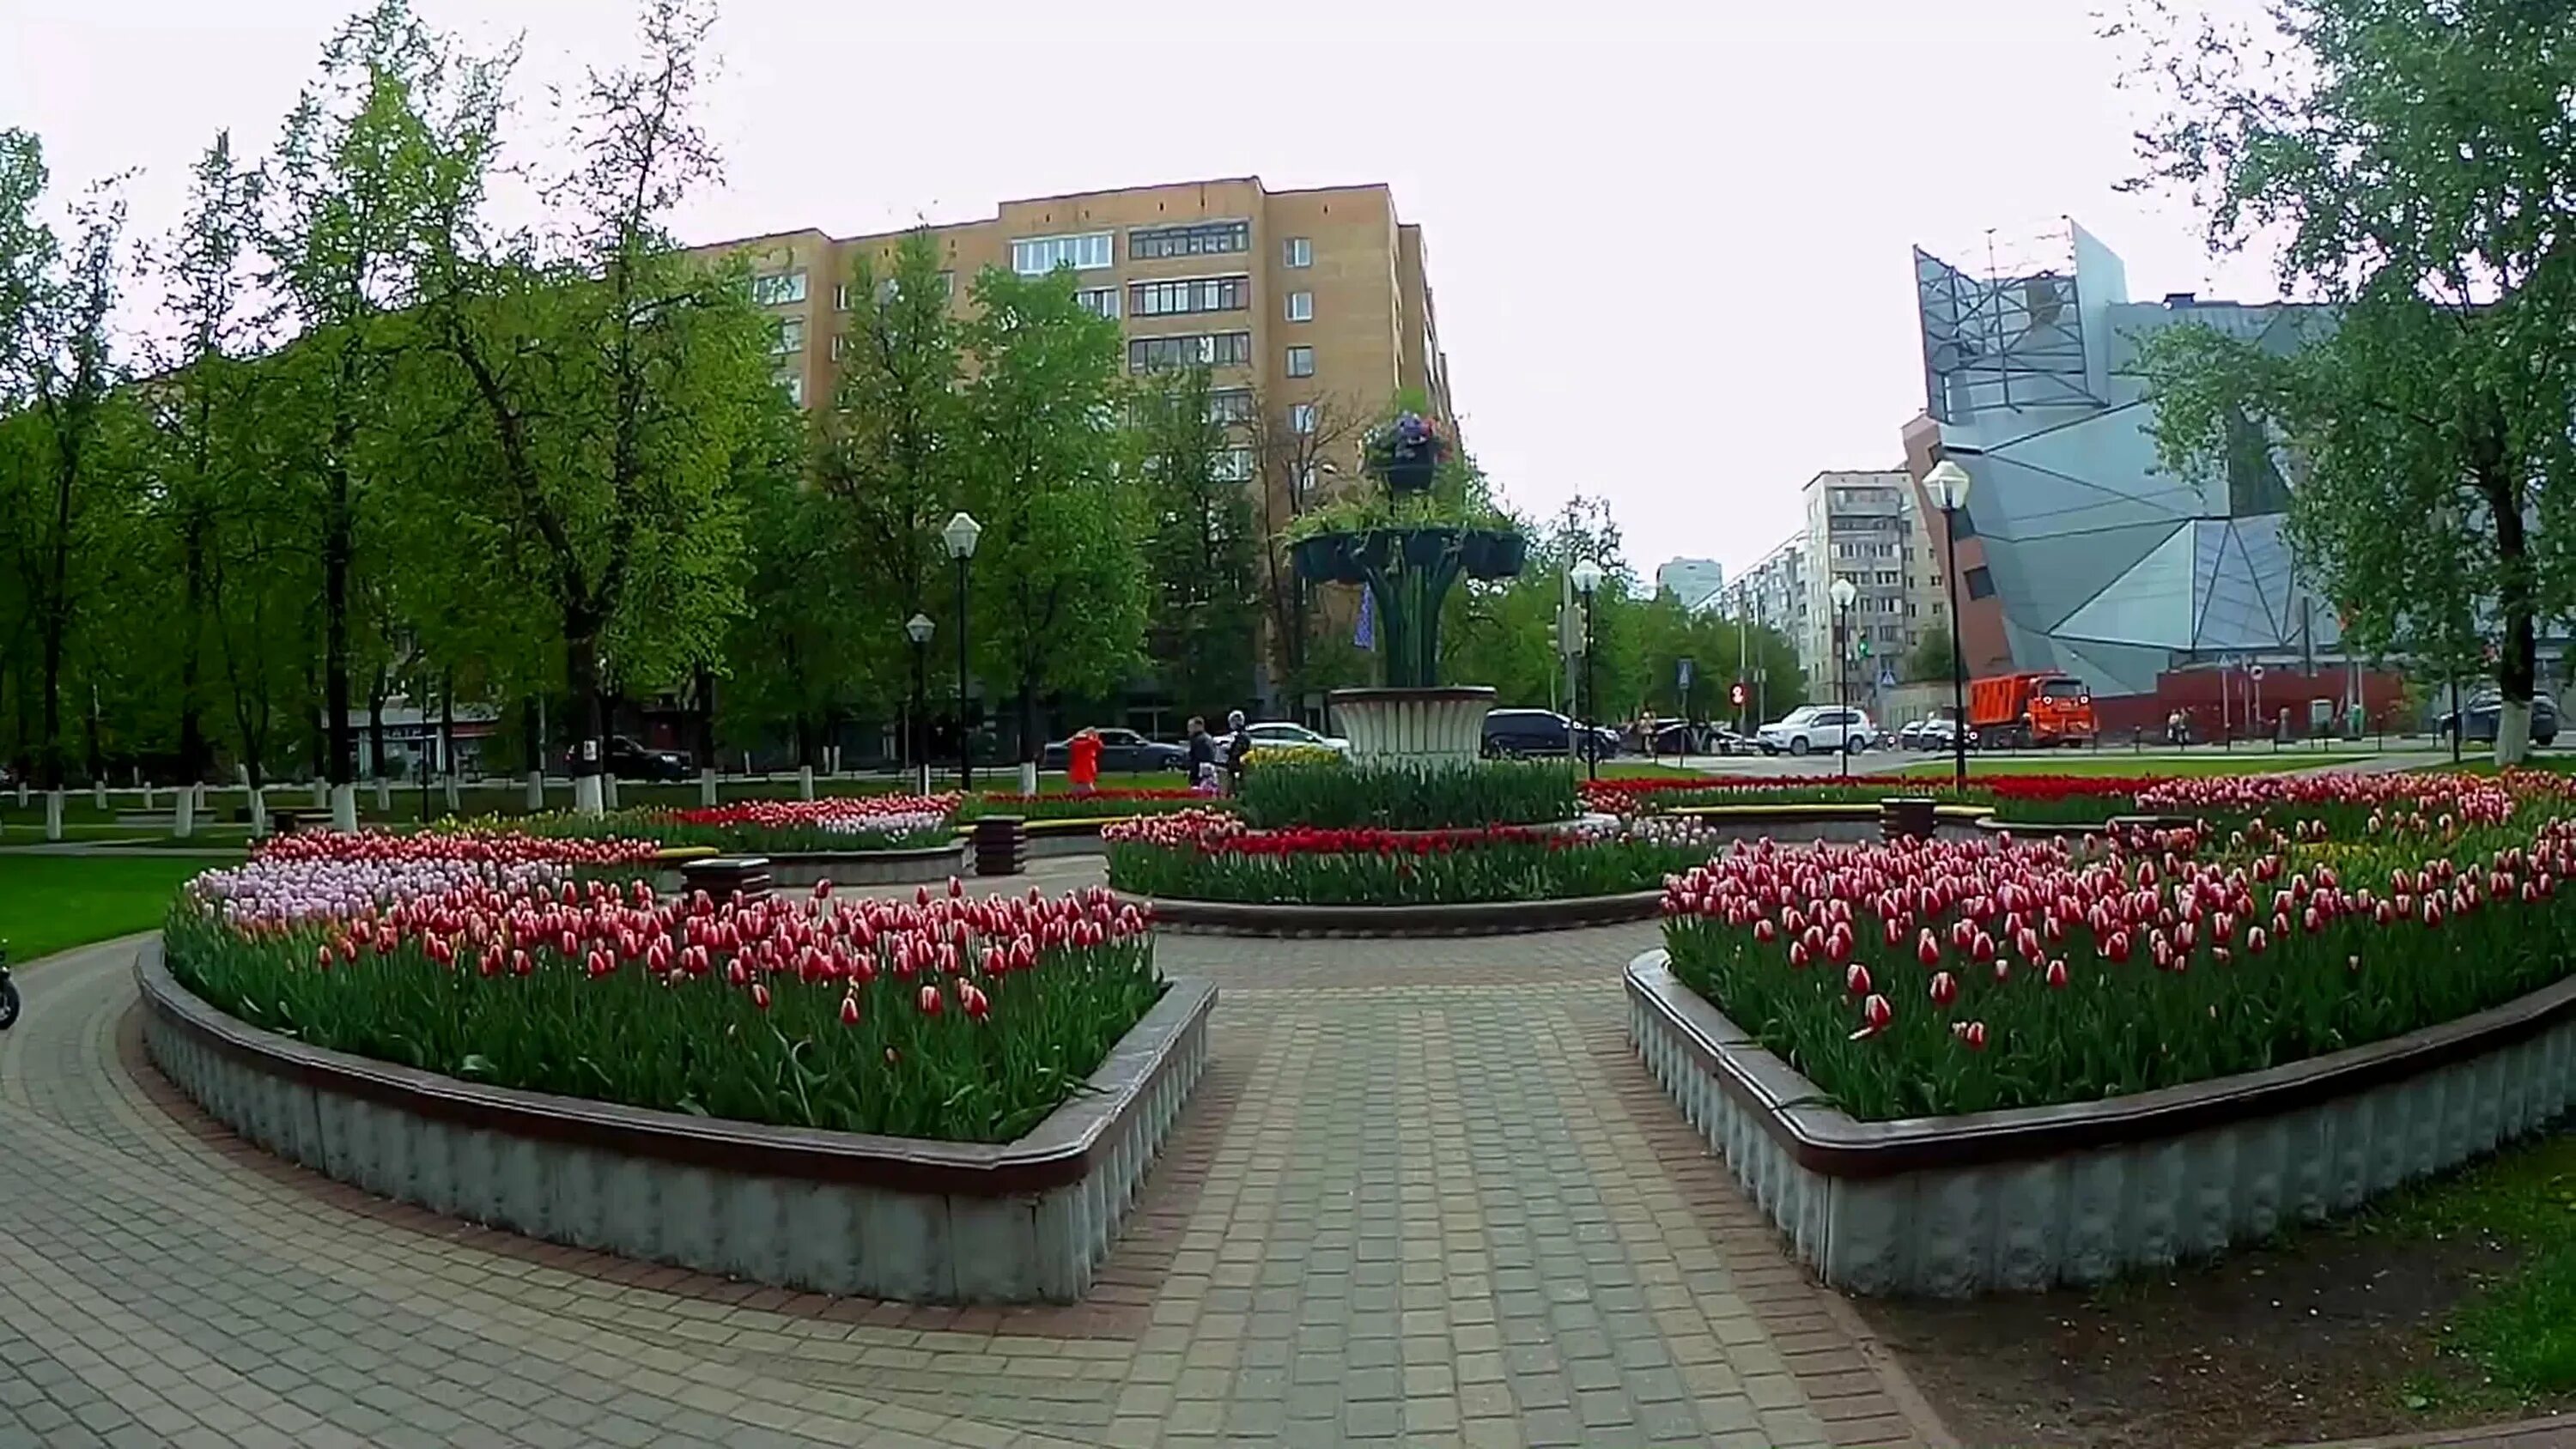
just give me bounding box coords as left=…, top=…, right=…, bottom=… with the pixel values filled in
left=0, top=919, right=1939, bottom=1449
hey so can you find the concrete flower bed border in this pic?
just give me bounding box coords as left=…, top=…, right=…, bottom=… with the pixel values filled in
left=1121, top=888, right=1663, bottom=938
left=138, top=940, right=1215, bottom=1303
left=1626, top=948, right=2576, bottom=1296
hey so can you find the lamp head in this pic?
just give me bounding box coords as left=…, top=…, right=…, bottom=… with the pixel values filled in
left=1569, top=559, right=1605, bottom=597
left=1924, top=459, right=1971, bottom=512
left=1830, top=576, right=1859, bottom=609
left=905, top=612, right=934, bottom=645
left=943, top=511, right=982, bottom=561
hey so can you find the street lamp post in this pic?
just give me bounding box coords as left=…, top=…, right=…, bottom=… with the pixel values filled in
left=943, top=512, right=982, bottom=791
left=1829, top=575, right=1859, bottom=779
left=904, top=613, right=934, bottom=797
left=1925, top=460, right=1974, bottom=791
left=1570, top=560, right=1604, bottom=783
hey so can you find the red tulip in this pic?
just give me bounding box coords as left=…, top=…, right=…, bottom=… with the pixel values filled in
left=750, top=982, right=772, bottom=1011
left=919, top=983, right=944, bottom=1016
left=1862, top=993, right=1893, bottom=1031
left=1917, top=930, right=1941, bottom=967
left=2044, top=959, right=2069, bottom=990
left=1958, top=1020, right=1988, bottom=1051
left=960, top=982, right=991, bottom=1020
left=1845, top=963, right=1872, bottom=997
left=1929, top=971, right=1958, bottom=1007
left=2246, top=926, right=2269, bottom=955
left=839, top=994, right=860, bottom=1025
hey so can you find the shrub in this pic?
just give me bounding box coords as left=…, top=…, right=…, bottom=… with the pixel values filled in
left=1238, top=759, right=1577, bottom=830
left=1103, top=811, right=1716, bottom=905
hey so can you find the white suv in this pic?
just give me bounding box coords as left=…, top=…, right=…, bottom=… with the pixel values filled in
left=1757, top=706, right=1878, bottom=756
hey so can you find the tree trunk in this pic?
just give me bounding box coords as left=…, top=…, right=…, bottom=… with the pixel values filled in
left=566, top=623, right=606, bottom=815
left=178, top=512, right=209, bottom=786
left=521, top=694, right=545, bottom=810
left=2491, top=470, right=2538, bottom=767
left=321, top=451, right=357, bottom=828
left=367, top=667, right=388, bottom=785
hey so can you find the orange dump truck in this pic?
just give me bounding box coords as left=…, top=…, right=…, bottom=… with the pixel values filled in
left=1969, top=671, right=2098, bottom=749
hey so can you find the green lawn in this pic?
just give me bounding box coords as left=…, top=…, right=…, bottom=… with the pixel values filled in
left=2365, top=1131, right=2576, bottom=1404
left=0, top=853, right=230, bottom=965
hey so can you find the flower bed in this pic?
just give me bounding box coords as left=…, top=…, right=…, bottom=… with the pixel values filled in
left=1583, top=769, right=2542, bottom=832
left=1104, top=809, right=1716, bottom=906
left=165, top=830, right=1163, bottom=1144
left=533, top=794, right=962, bottom=854
left=1238, top=758, right=1577, bottom=831
left=958, top=787, right=1218, bottom=823
left=1662, top=809, right=2576, bottom=1122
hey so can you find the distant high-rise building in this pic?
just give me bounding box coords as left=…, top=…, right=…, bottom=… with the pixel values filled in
left=1655, top=558, right=1725, bottom=614
left=1798, top=470, right=1946, bottom=702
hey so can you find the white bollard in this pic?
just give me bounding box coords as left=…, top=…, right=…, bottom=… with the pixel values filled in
left=46, top=789, right=65, bottom=841
left=799, top=765, right=815, bottom=801
left=573, top=773, right=604, bottom=816
left=143, top=782, right=155, bottom=810
left=311, top=779, right=327, bottom=810
left=174, top=788, right=195, bottom=840
left=330, top=783, right=357, bottom=833
left=249, top=787, right=269, bottom=836
left=14, top=780, right=27, bottom=807
left=374, top=778, right=390, bottom=812
left=603, top=773, right=620, bottom=811
left=93, top=779, right=107, bottom=810
left=698, top=767, right=717, bottom=808
left=526, top=770, right=544, bottom=812
left=442, top=773, right=459, bottom=813
left=1018, top=761, right=1039, bottom=797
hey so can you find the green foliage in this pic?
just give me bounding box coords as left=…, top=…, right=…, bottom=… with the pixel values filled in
left=1106, top=834, right=1702, bottom=906
left=1134, top=365, right=1258, bottom=717
left=1902, top=627, right=1957, bottom=687
left=2117, top=0, right=2576, bottom=761
left=817, top=227, right=966, bottom=725
left=163, top=902, right=1163, bottom=1144
left=1237, top=760, right=1577, bottom=831
left=960, top=266, right=1148, bottom=754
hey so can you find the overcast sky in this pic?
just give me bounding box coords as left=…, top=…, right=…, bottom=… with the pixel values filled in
left=4, top=0, right=2281, bottom=581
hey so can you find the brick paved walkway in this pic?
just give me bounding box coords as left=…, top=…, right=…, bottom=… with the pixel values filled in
left=0, top=865, right=1947, bottom=1449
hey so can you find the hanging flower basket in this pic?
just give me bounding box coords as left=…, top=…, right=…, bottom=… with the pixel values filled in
left=1363, top=412, right=1449, bottom=494
left=1291, top=532, right=1367, bottom=585
left=1461, top=529, right=1527, bottom=580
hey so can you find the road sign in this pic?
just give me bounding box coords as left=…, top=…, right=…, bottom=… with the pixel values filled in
left=1878, top=667, right=1896, bottom=690
left=1677, top=657, right=1694, bottom=688
left=1729, top=682, right=1748, bottom=708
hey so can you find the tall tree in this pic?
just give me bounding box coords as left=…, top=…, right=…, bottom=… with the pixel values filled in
left=0, top=147, right=133, bottom=791
left=2117, top=0, right=2576, bottom=763
left=958, top=266, right=1145, bottom=771
left=1134, top=365, right=1258, bottom=719
left=264, top=0, right=450, bottom=826
left=410, top=0, right=784, bottom=813
left=145, top=132, right=267, bottom=787
left=816, top=227, right=965, bottom=741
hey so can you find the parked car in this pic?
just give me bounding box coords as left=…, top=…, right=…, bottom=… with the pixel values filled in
left=2437, top=691, right=2560, bottom=747
left=1481, top=708, right=1619, bottom=761
left=1038, top=728, right=1188, bottom=773
left=1755, top=706, right=1878, bottom=756
left=1704, top=724, right=1755, bottom=755
left=1224, top=720, right=1352, bottom=761
left=562, top=735, right=691, bottom=781
left=1899, top=713, right=1973, bottom=750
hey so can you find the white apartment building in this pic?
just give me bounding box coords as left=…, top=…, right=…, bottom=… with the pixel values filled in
left=1798, top=470, right=1947, bottom=706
